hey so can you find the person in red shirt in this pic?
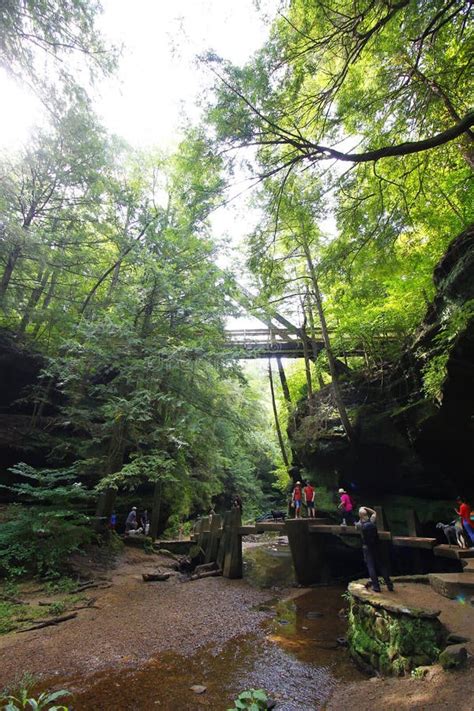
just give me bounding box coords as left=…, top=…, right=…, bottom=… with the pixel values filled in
left=455, top=496, right=474, bottom=546
left=304, top=482, right=316, bottom=518
left=292, top=482, right=303, bottom=519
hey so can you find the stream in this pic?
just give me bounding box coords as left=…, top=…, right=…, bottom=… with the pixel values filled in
left=62, top=538, right=365, bottom=710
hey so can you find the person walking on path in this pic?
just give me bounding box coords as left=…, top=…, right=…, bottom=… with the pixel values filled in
left=304, top=482, right=316, bottom=518
left=338, top=488, right=354, bottom=525
left=292, top=481, right=303, bottom=519
left=125, top=506, right=138, bottom=533
left=455, top=496, right=474, bottom=546
left=357, top=507, right=394, bottom=593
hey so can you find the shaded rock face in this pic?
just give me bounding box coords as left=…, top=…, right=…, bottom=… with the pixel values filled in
left=291, top=225, right=474, bottom=500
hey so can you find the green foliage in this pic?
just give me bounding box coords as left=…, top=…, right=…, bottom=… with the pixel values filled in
left=2, top=687, right=70, bottom=711
left=422, top=300, right=474, bottom=402
left=0, top=465, right=93, bottom=578
left=227, top=689, right=268, bottom=711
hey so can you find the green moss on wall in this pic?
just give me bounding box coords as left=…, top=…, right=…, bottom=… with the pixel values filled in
left=348, top=595, right=444, bottom=675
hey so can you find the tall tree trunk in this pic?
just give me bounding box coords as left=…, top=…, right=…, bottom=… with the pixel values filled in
left=94, top=418, right=126, bottom=534
left=302, top=241, right=354, bottom=442
left=150, top=479, right=163, bottom=541
left=276, top=357, right=291, bottom=405
left=31, top=271, right=58, bottom=338
left=268, top=360, right=289, bottom=468
left=0, top=244, right=21, bottom=300
left=19, top=269, right=50, bottom=333
left=306, top=297, right=325, bottom=389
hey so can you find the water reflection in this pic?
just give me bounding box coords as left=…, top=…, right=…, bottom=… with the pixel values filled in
left=243, top=538, right=295, bottom=588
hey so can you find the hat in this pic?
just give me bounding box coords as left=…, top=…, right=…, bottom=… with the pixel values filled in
left=338, top=488, right=346, bottom=494
left=296, top=481, right=301, bottom=485
left=132, top=506, right=137, bottom=510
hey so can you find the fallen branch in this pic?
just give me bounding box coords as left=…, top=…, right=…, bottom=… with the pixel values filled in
left=193, top=562, right=218, bottom=575
left=70, top=582, right=112, bottom=593
left=189, top=568, right=222, bottom=581
left=0, top=595, right=29, bottom=605
left=142, top=572, right=171, bottom=582
left=17, top=612, right=78, bottom=632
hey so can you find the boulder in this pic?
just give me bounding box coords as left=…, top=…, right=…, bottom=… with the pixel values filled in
left=438, top=643, right=468, bottom=670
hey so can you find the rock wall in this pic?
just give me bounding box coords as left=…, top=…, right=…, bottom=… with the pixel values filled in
left=348, top=581, right=445, bottom=675
left=290, top=225, right=474, bottom=503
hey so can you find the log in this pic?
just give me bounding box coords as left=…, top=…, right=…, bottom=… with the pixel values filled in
left=193, top=562, right=218, bottom=575
left=17, top=612, right=78, bottom=632
left=142, top=572, right=171, bottom=582
left=189, top=568, right=222, bottom=581
left=0, top=595, right=28, bottom=605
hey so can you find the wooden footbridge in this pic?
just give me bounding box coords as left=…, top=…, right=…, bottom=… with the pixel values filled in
left=184, top=509, right=474, bottom=585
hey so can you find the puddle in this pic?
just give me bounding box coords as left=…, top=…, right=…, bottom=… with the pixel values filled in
left=243, top=538, right=295, bottom=588
left=42, top=544, right=364, bottom=710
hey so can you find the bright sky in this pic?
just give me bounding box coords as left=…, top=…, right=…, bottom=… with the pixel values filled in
left=0, top=0, right=275, bottom=152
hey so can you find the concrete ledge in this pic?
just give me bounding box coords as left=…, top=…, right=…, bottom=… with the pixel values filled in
left=429, top=572, right=474, bottom=599
left=392, top=536, right=437, bottom=549
left=434, top=544, right=474, bottom=559
left=308, top=524, right=391, bottom=541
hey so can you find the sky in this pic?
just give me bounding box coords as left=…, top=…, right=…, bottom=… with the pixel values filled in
left=0, top=0, right=274, bottom=151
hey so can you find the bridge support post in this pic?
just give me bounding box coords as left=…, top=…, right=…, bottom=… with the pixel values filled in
left=286, top=519, right=325, bottom=585
left=205, top=514, right=222, bottom=564
left=223, top=508, right=243, bottom=579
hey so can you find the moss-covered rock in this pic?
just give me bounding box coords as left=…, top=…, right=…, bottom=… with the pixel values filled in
left=347, top=581, right=445, bottom=675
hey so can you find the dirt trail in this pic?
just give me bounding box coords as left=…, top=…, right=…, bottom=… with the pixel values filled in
left=1, top=548, right=473, bottom=710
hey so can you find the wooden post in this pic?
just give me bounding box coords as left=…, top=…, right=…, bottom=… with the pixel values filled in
left=406, top=509, right=423, bottom=573
left=223, top=508, right=242, bottom=579
left=205, top=514, right=222, bottom=564
left=374, top=506, right=390, bottom=532
left=286, top=519, right=325, bottom=585
left=217, top=511, right=230, bottom=570
left=406, top=510, right=422, bottom=537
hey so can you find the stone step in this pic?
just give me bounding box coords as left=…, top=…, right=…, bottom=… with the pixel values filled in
left=429, top=572, right=474, bottom=599
left=433, top=544, right=474, bottom=560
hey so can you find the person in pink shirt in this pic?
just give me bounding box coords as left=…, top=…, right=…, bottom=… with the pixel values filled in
left=338, top=488, right=355, bottom=525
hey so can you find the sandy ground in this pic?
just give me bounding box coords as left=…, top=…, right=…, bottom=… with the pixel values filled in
left=0, top=548, right=473, bottom=710
left=0, top=547, right=275, bottom=688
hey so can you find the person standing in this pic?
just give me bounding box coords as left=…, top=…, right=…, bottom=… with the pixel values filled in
left=292, top=481, right=303, bottom=519
left=357, top=507, right=394, bottom=593
left=304, top=482, right=316, bottom=518
left=338, top=488, right=354, bottom=525
left=455, top=496, right=474, bottom=546
left=125, top=506, right=138, bottom=533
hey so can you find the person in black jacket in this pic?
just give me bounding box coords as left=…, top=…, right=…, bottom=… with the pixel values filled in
left=356, top=507, right=394, bottom=593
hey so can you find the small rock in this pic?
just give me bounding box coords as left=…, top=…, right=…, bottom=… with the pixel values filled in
left=266, top=701, right=277, bottom=710
left=438, top=644, right=468, bottom=670
left=302, top=625, right=309, bottom=630
left=306, top=611, right=324, bottom=619
left=446, top=633, right=469, bottom=644
left=190, top=685, right=207, bottom=694
left=278, top=619, right=290, bottom=625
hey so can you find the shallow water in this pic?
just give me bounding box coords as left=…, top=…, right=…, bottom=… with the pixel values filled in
left=54, top=544, right=365, bottom=710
